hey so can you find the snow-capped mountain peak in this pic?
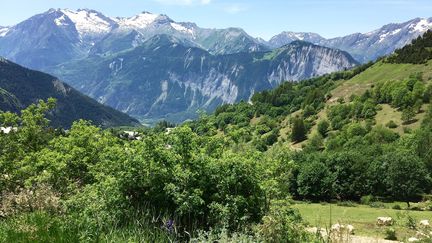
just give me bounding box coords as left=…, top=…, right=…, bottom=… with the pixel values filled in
left=117, top=11, right=160, bottom=29
left=409, top=18, right=432, bottom=32
left=268, top=31, right=325, bottom=48
left=60, top=9, right=115, bottom=37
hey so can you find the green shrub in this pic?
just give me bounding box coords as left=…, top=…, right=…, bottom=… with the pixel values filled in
left=403, top=126, right=412, bottom=133
left=255, top=201, right=315, bottom=243
left=317, top=119, right=330, bottom=137
left=406, top=215, right=417, bottom=229
left=386, top=120, right=398, bottom=129
left=384, top=228, right=397, bottom=240
left=392, top=204, right=402, bottom=210
left=360, top=195, right=376, bottom=205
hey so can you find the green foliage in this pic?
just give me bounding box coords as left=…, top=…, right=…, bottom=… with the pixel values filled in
left=384, top=228, right=397, bottom=240
left=0, top=100, right=272, bottom=241
left=0, top=60, right=138, bottom=128
left=317, top=119, right=330, bottom=137
left=384, top=151, right=430, bottom=205
left=256, top=201, right=315, bottom=243
left=360, top=195, right=376, bottom=205
left=304, top=133, right=324, bottom=152
left=402, top=107, right=416, bottom=124
left=373, top=74, right=425, bottom=110
left=406, top=214, right=417, bottom=229
left=386, top=120, right=398, bottom=128
left=328, top=98, right=377, bottom=130
left=387, top=30, right=432, bottom=64
left=297, top=159, right=333, bottom=201
left=290, top=116, right=307, bottom=143
left=0, top=212, right=80, bottom=243
left=392, top=204, right=402, bottom=210
left=3, top=42, right=432, bottom=241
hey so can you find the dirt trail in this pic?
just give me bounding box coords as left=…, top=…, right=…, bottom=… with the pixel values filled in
left=307, top=227, right=400, bottom=243
left=349, top=236, right=399, bottom=243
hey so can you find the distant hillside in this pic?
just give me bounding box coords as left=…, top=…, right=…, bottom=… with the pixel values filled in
left=0, top=57, right=140, bottom=128
left=269, top=18, right=432, bottom=63
left=189, top=31, right=432, bottom=151
left=50, top=36, right=357, bottom=123
left=387, top=30, right=432, bottom=64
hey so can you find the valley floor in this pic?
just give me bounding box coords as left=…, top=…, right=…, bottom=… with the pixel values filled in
left=294, top=202, right=432, bottom=241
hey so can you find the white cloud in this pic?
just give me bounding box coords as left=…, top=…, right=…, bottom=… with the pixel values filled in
left=224, top=4, right=247, bottom=14
left=154, top=0, right=212, bottom=6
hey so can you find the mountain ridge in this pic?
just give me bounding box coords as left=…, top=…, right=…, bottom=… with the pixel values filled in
left=269, top=17, right=432, bottom=62
left=0, top=8, right=268, bottom=70
left=1, top=9, right=430, bottom=67
left=0, top=57, right=140, bottom=128
left=50, top=36, right=358, bottom=123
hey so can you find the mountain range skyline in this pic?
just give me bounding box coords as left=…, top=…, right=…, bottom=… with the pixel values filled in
left=1, top=8, right=430, bottom=65
left=1, top=8, right=431, bottom=43
left=1, top=0, right=432, bottom=39
left=1, top=7, right=431, bottom=123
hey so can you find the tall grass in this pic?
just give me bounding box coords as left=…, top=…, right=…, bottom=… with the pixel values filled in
left=0, top=211, right=79, bottom=243
left=0, top=211, right=176, bottom=243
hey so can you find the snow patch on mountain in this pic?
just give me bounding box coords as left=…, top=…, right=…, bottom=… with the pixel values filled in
left=54, top=15, right=69, bottom=26
left=379, top=28, right=401, bottom=43
left=268, top=31, right=325, bottom=49
left=61, top=9, right=113, bottom=36
left=0, top=27, right=10, bottom=37
left=117, top=12, right=159, bottom=29
left=170, top=22, right=194, bottom=36
left=269, top=18, right=432, bottom=63
left=411, top=18, right=432, bottom=32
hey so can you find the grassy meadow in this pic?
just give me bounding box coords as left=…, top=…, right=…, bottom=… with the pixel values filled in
left=294, top=202, right=432, bottom=240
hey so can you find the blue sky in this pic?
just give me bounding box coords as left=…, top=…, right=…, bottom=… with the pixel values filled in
left=1, top=0, right=431, bottom=40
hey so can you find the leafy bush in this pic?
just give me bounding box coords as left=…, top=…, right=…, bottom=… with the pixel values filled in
left=255, top=201, right=315, bottom=243
left=386, top=120, right=398, bottom=129
left=384, top=228, right=397, bottom=240
left=317, top=119, right=330, bottom=137
left=291, top=116, right=307, bottom=143
left=406, top=214, right=417, bottom=229
left=392, top=204, right=402, bottom=210
left=360, top=195, right=376, bottom=205
left=296, top=160, right=332, bottom=201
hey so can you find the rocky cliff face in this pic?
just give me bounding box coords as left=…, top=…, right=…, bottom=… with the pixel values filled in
left=0, top=8, right=359, bottom=123
left=51, top=37, right=357, bottom=122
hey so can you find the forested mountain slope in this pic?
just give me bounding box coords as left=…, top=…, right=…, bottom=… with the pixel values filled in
left=51, top=37, right=357, bottom=123
left=0, top=57, right=140, bottom=127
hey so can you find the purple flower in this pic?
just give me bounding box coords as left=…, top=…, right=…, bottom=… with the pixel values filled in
left=165, top=219, right=174, bottom=233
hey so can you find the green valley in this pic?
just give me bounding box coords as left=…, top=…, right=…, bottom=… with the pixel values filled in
left=2, top=21, right=432, bottom=243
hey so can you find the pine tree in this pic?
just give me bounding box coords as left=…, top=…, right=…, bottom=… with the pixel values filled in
left=291, top=117, right=307, bottom=143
